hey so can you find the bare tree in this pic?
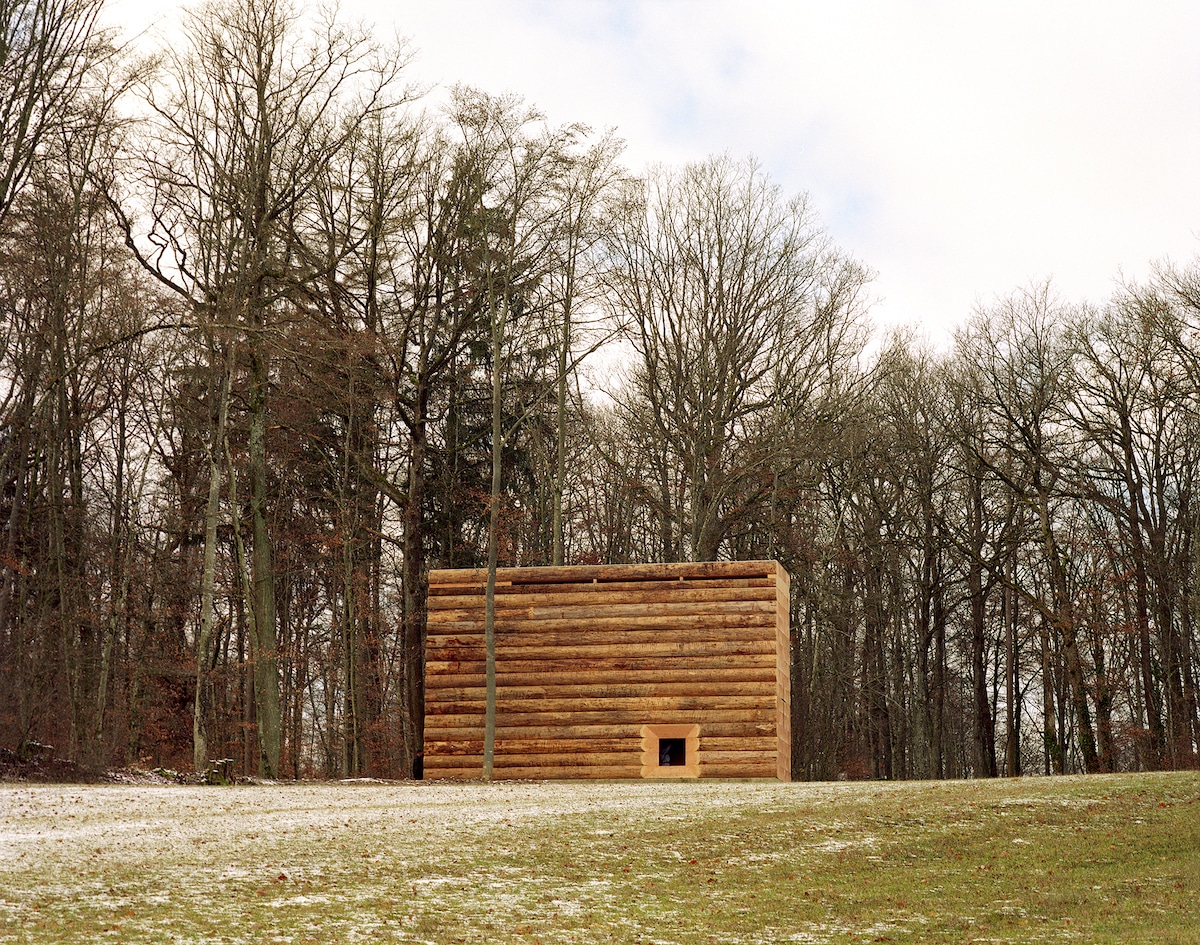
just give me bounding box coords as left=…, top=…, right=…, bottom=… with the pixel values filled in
left=447, top=90, right=570, bottom=778
left=0, top=0, right=106, bottom=225
left=958, top=284, right=1099, bottom=774
left=114, top=0, right=405, bottom=777
left=607, top=155, right=868, bottom=562
left=546, top=131, right=623, bottom=565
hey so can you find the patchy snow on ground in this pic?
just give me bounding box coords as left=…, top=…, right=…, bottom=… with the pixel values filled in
left=0, top=780, right=854, bottom=944
left=2, top=773, right=1197, bottom=944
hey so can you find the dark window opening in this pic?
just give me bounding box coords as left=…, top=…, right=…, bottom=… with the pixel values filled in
left=659, top=737, right=687, bottom=767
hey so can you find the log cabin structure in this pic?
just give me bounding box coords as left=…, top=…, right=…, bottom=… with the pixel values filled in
left=423, top=560, right=791, bottom=780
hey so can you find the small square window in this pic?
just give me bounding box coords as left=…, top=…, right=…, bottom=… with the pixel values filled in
left=658, top=737, right=687, bottom=766
left=640, top=724, right=700, bottom=778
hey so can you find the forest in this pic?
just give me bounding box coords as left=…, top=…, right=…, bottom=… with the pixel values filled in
left=2, top=0, right=1199, bottom=783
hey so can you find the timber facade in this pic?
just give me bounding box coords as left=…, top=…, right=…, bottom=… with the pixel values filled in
left=423, top=560, right=791, bottom=780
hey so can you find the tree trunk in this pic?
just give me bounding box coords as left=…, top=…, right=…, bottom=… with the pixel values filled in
left=552, top=277, right=571, bottom=567
left=932, top=556, right=946, bottom=779
left=193, top=351, right=232, bottom=773
left=402, top=371, right=430, bottom=778
left=483, top=305, right=504, bottom=779
left=1004, top=567, right=1020, bottom=777
left=1040, top=619, right=1063, bottom=774
left=968, top=469, right=997, bottom=778
left=1036, top=481, right=1099, bottom=774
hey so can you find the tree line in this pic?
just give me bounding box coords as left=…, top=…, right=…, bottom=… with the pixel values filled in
left=2, top=0, right=1198, bottom=780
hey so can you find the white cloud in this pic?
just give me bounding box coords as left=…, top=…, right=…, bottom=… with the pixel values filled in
left=109, top=0, right=1200, bottom=340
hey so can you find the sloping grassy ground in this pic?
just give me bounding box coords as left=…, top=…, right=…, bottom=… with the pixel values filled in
left=0, top=772, right=1197, bottom=944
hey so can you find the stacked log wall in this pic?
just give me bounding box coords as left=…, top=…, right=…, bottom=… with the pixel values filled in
left=423, top=560, right=791, bottom=780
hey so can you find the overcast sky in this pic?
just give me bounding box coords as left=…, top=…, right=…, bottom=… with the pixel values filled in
left=118, top=0, right=1200, bottom=342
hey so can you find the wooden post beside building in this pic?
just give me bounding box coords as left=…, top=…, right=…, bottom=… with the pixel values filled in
left=423, top=560, right=792, bottom=780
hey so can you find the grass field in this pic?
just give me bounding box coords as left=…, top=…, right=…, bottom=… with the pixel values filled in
left=1, top=771, right=1198, bottom=943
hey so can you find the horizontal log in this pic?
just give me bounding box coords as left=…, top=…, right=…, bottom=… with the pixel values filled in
left=423, top=704, right=775, bottom=720
left=424, top=673, right=489, bottom=691
left=427, top=642, right=772, bottom=671
left=425, top=707, right=775, bottom=729
left=422, top=754, right=480, bottom=768
left=427, top=616, right=778, bottom=638
left=428, top=577, right=776, bottom=598
left=424, top=740, right=484, bottom=756
left=422, top=720, right=777, bottom=741
left=699, top=749, right=777, bottom=764
left=425, top=752, right=642, bottom=768
left=428, top=650, right=775, bottom=667
left=429, top=640, right=777, bottom=663
left=427, top=624, right=776, bottom=648
left=422, top=758, right=650, bottom=780
left=427, top=617, right=778, bottom=636
left=428, top=586, right=777, bottom=611
left=424, top=737, right=643, bottom=756
left=699, top=762, right=777, bottom=778
left=427, top=621, right=777, bottom=640
left=432, top=705, right=777, bottom=729
left=429, top=561, right=780, bottom=587
left=701, top=736, right=778, bottom=751
left=427, top=682, right=774, bottom=703
left=426, top=670, right=780, bottom=690
left=492, top=667, right=777, bottom=687
left=428, top=618, right=742, bottom=637
left=426, top=624, right=779, bottom=645
left=427, top=695, right=776, bottom=716
left=496, top=752, right=639, bottom=768
left=422, top=695, right=768, bottom=714
left=429, top=599, right=777, bottom=624
left=425, top=668, right=778, bottom=691
left=426, top=655, right=778, bottom=678
left=491, top=766, right=648, bottom=780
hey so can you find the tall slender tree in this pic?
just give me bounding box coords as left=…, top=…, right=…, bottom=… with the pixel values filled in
left=115, top=0, right=404, bottom=777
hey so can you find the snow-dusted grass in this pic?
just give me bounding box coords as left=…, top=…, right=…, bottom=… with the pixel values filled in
left=1, top=772, right=1198, bottom=943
